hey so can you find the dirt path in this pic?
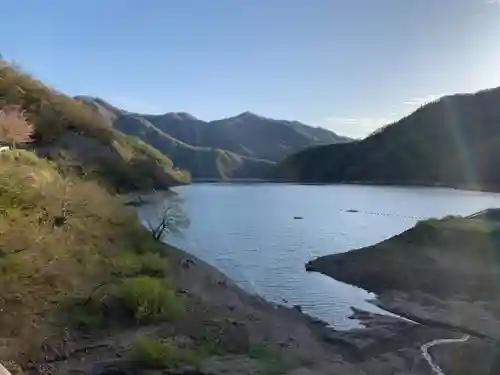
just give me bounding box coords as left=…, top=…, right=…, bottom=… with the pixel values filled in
left=421, top=334, right=471, bottom=375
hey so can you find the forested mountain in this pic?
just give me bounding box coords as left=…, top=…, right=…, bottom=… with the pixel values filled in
left=0, top=61, right=190, bottom=191
left=275, top=87, right=500, bottom=191
left=77, top=96, right=349, bottom=179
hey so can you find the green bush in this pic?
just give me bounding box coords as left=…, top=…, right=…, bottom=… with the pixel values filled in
left=137, top=253, right=169, bottom=277
left=131, top=336, right=208, bottom=369
left=111, top=251, right=168, bottom=278
left=131, top=336, right=177, bottom=369
left=65, top=299, right=105, bottom=332
left=116, top=276, right=184, bottom=322
left=248, top=343, right=280, bottom=362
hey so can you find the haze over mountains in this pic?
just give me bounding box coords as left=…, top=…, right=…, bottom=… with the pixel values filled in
left=275, top=86, right=500, bottom=192
left=77, top=96, right=351, bottom=179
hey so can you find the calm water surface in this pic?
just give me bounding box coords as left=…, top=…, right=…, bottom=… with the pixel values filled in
left=137, top=183, right=500, bottom=329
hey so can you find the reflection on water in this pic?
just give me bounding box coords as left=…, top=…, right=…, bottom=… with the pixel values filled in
left=136, top=183, right=500, bottom=329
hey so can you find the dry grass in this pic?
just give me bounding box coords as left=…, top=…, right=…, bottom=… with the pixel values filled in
left=0, top=150, right=183, bottom=365
left=0, top=60, right=111, bottom=143
left=0, top=106, right=33, bottom=147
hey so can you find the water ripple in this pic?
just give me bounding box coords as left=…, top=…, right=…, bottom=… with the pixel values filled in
left=139, top=184, right=500, bottom=330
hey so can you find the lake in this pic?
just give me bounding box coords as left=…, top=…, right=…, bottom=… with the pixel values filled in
left=137, top=183, right=500, bottom=329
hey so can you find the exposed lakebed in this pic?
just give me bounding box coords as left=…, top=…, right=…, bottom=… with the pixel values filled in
left=137, top=183, right=500, bottom=329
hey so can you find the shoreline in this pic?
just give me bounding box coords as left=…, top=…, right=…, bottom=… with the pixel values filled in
left=191, top=179, right=500, bottom=194
left=306, top=260, right=500, bottom=342
left=303, top=214, right=500, bottom=373
left=370, top=297, right=496, bottom=341
left=158, top=242, right=470, bottom=374
left=27, top=197, right=500, bottom=374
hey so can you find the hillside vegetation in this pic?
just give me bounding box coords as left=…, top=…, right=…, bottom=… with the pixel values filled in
left=0, top=150, right=327, bottom=375
left=0, top=61, right=190, bottom=191
left=0, top=150, right=183, bottom=367
left=276, top=87, right=500, bottom=191
left=78, top=96, right=348, bottom=180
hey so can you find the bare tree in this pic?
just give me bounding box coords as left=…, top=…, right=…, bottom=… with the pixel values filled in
left=0, top=106, right=34, bottom=148
left=145, top=200, right=189, bottom=242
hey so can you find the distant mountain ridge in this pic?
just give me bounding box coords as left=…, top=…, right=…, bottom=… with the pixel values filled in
left=77, top=96, right=350, bottom=179
left=274, top=86, right=500, bottom=191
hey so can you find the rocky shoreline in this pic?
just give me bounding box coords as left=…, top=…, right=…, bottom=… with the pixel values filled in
left=36, top=238, right=488, bottom=375
left=306, top=213, right=500, bottom=374
left=165, top=240, right=500, bottom=375
left=129, top=243, right=500, bottom=375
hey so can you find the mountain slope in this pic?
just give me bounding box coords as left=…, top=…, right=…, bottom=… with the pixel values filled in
left=149, top=110, right=350, bottom=162
left=0, top=61, right=190, bottom=191
left=275, top=86, right=500, bottom=191
left=77, top=97, right=273, bottom=179
left=77, top=97, right=348, bottom=179
left=112, top=113, right=273, bottom=180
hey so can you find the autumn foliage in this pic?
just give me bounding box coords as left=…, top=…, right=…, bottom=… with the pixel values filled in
left=0, top=105, right=34, bottom=147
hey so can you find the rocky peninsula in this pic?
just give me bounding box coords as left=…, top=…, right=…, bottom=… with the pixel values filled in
left=307, top=211, right=500, bottom=374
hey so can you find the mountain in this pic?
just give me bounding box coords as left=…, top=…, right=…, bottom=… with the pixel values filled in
left=151, top=110, right=350, bottom=160
left=0, top=61, right=190, bottom=191
left=275, top=86, right=500, bottom=191
left=77, top=96, right=350, bottom=180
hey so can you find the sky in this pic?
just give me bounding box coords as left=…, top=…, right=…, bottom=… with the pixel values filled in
left=1, top=0, right=499, bottom=138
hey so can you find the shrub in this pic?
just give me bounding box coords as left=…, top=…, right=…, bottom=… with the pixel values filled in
left=131, top=336, right=177, bottom=369
left=131, top=336, right=207, bottom=369
left=111, top=251, right=168, bottom=278
left=126, top=228, right=165, bottom=255
left=65, top=299, right=105, bottom=332
left=116, top=276, right=184, bottom=322
left=137, top=252, right=169, bottom=277
left=248, top=343, right=280, bottom=362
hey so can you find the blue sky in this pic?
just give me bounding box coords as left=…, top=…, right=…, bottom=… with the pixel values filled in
left=1, top=0, right=499, bottom=138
